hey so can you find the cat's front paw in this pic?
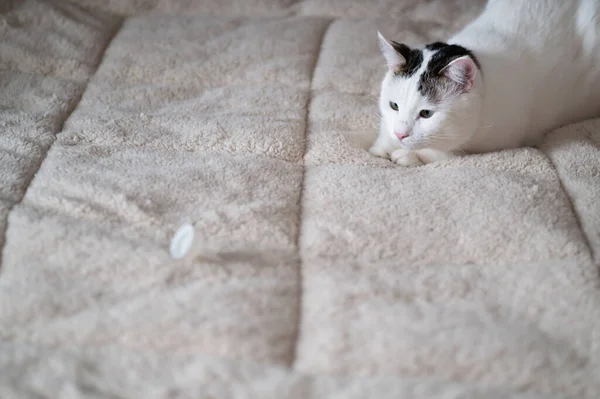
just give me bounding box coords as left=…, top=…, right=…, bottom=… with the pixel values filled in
left=391, top=149, right=423, bottom=167
left=368, top=144, right=389, bottom=159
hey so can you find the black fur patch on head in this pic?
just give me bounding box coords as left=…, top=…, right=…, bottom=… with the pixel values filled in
left=425, top=42, right=447, bottom=52
left=390, top=41, right=423, bottom=77
left=425, top=42, right=480, bottom=72
left=418, top=42, right=481, bottom=103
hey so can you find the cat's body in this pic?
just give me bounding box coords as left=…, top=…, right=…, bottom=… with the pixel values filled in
left=371, top=0, right=600, bottom=166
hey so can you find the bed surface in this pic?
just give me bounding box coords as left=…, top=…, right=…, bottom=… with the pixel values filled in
left=1, top=0, right=599, bottom=397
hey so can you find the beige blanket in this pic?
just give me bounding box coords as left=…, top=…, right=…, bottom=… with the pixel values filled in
left=1, top=0, right=599, bottom=397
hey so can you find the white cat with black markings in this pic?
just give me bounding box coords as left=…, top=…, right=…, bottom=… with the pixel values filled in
left=370, top=0, right=600, bottom=166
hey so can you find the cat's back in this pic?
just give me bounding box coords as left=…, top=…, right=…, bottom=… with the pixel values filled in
left=456, top=0, right=599, bottom=51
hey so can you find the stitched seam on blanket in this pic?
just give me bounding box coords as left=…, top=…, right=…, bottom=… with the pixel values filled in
left=290, top=19, right=333, bottom=368
left=541, top=149, right=595, bottom=263
left=0, top=18, right=125, bottom=267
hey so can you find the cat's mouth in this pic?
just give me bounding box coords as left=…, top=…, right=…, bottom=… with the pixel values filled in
left=398, top=136, right=431, bottom=151
left=393, top=134, right=417, bottom=148
left=390, top=131, right=411, bottom=145
left=390, top=131, right=433, bottom=150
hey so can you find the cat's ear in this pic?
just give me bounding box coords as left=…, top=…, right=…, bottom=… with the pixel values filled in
left=441, top=56, right=477, bottom=92
left=378, top=31, right=406, bottom=71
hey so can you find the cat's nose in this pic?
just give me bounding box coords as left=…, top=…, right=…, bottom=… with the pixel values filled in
left=395, top=132, right=409, bottom=140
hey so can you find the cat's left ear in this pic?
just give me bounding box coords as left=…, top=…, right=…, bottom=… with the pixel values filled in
left=441, top=56, right=477, bottom=92
left=378, top=31, right=407, bottom=71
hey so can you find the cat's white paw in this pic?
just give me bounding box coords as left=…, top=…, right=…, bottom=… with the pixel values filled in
left=391, top=149, right=423, bottom=167
left=368, top=145, right=389, bottom=159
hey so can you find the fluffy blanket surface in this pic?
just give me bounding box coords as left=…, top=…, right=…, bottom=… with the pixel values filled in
left=1, top=0, right=599, bottom=397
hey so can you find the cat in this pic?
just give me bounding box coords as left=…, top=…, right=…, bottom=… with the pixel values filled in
left=370, top=0, right=600, bottom=166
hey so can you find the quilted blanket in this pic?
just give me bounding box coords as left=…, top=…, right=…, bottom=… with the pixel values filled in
left=1, top=0, right=599, bottom=397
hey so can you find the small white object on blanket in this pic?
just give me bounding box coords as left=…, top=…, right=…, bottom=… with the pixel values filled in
left=170, top=223, right=195, bottom=259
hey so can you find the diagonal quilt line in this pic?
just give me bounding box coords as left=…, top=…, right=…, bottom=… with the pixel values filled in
left=290, top=19, right=333, bottom=368
left=541, top=143, right=600, bottom=375
left=540, top=149, right=596, bottom=264
left=0, top=18, right=125, bottom=269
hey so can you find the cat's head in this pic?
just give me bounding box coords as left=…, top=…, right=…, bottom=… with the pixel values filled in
left=377, top=32, right=483, bottom=152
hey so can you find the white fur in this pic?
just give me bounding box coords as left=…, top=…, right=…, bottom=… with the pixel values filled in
left=371, top=0, right=600, bottom=166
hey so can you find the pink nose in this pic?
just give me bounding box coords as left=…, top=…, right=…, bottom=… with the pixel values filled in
left=395, top=132, right=409, bottom=140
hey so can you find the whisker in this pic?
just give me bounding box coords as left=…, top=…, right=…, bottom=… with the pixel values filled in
left=424, top=135, right=455, bottom=141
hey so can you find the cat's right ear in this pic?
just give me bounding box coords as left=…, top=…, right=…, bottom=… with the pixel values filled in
left=378, top=31, right=406, bottom=71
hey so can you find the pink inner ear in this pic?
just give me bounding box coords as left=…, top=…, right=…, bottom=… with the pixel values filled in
left=445, top=57, right=477, bottom=92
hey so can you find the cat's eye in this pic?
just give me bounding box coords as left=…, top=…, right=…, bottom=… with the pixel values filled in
left=389, top=102, right=399, bottom=111
left=419, top=109, right=434, bottom=118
